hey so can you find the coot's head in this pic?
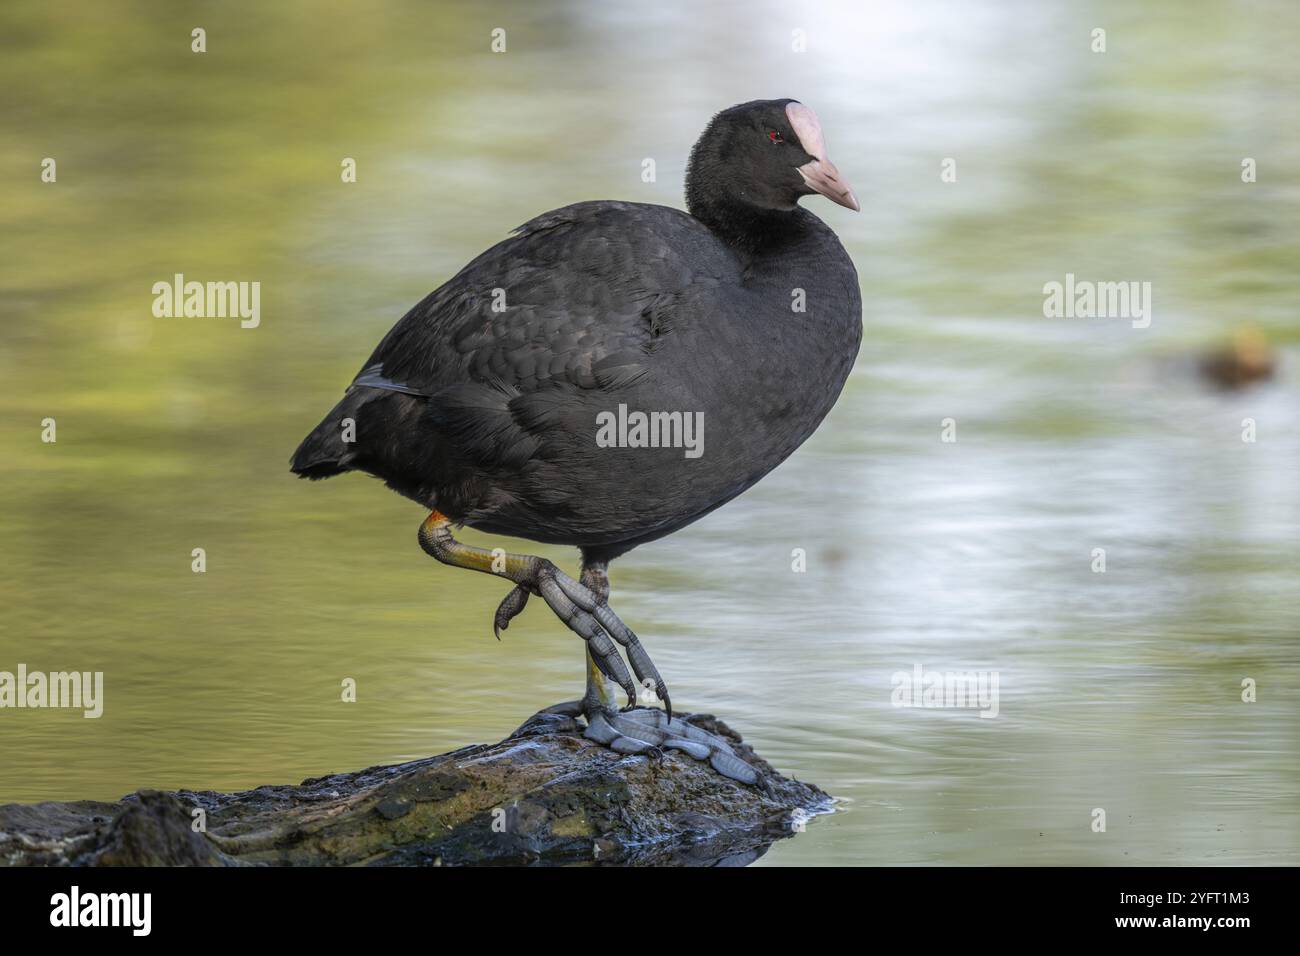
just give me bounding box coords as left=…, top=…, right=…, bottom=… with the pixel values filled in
left=685, top=98, right=859, bottom=225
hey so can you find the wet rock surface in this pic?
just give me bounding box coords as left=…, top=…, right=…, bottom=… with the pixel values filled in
left=0, top=712, right=830, bottom=867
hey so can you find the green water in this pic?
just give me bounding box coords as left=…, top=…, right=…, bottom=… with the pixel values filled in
left=1, top=0, right=1297, bottom=865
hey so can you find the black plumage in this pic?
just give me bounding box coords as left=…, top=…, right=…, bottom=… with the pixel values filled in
left=292, top=99, right=862, bottom=565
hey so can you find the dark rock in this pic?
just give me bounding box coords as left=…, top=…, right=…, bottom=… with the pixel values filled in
left=0, top=713, right=830, bottom=867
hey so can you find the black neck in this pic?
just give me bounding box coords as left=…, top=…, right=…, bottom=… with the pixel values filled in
left=685, top=186, right=809, bottom=256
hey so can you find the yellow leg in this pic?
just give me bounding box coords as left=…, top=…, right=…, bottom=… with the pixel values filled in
left=579, top=560, right=618, bottom=710
left=416, top=510, right=668, bottom=716
left=417, top=511, right=541, bottom=584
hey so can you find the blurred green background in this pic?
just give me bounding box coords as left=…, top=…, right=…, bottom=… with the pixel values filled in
left=1, top=0, right=1297, bottom=865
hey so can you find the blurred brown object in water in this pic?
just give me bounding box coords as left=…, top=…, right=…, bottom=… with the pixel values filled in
left=1199, top=326, right=1277, bottom=390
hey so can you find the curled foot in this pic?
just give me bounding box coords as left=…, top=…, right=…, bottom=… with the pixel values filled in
left=493, top=561, right=671, bottom=716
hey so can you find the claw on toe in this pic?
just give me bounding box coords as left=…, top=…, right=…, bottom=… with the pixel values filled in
left=498, top=559, right=684, bottom=740
left=492, top=585, right=530, bottom=640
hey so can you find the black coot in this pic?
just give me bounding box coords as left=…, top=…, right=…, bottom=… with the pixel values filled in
left=292, top=99, right=861, bottom=783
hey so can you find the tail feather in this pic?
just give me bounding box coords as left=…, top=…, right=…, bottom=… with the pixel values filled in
left=290, top=393, right=360, bottom=479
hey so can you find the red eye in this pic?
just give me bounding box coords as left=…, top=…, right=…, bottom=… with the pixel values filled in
left=768, top=130, right=784, bottom=144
